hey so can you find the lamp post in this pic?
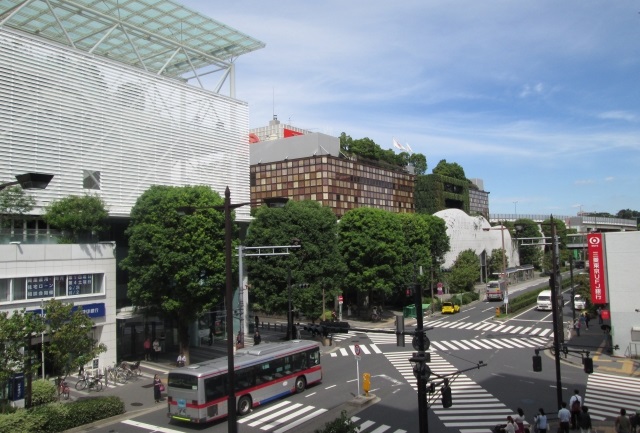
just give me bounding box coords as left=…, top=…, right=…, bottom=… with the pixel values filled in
left=409, top=265, right=429, bottom=433
left=549, top=216, right=563, bottom=409
left=0, top=172, right=54, bottom=191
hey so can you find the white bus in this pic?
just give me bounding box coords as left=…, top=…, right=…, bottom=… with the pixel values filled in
left=166, top=340, right=322, bottom=424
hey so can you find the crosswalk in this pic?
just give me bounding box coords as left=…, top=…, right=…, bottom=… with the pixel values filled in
left=585, top=372, right=640, bottom=421
left=426, top=318, right=554, bottom=338
left=328, top=332, right=550, bottom=357
left=386, top=350, right=516, bottom=433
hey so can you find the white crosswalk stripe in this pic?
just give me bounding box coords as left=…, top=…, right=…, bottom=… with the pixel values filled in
left=330, top=343, right=382, bottom=357
left=350, top=416, right=407, bottom=433
left=585, top=372, right=640, bottom=421
left=385, top=351, right=515, bottom=432
left=424, top=319, right=554, bottom=339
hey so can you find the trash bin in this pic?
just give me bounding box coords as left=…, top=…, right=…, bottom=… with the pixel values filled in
left=403, top=305, right=416, bottom=319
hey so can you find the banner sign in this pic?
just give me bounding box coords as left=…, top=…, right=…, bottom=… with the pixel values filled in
left=27, top=276, right=54, bottom=299
left=588, top=233, right=608, bottom=304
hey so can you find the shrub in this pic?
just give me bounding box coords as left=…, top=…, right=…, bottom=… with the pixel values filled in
left=315, top=410, right=358, bottom=433
left=31, top=379, right=57, bottom=406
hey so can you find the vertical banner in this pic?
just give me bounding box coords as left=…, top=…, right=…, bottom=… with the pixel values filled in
left=588, top=233, right=608, bottom=304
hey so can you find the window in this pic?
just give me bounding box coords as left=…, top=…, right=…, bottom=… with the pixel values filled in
left=0, top=279, right=9, bottom=302
left=204, top=375, right=226, bottom=402
left=55, top=276, right=67, bottom=297
left=168, top=373, right=198, bottom=390
left=13, top=278, right=26, bottom=300
left=83, top=170, right=101, bottom=190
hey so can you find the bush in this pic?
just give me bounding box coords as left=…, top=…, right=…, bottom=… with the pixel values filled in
left=0, top=396, right=124, bottom=433
left=315, top=410, right=358, bottom=433
left=31, top=379, right=57, bottom=407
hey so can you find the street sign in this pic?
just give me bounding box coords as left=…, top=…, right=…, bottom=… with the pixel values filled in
left=354, top=344, right=361, bottom=356
left=338, top=295, right=343, bottom=305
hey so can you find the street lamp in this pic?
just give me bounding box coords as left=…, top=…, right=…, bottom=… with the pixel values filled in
left=0, top=172, right=54, bottom=191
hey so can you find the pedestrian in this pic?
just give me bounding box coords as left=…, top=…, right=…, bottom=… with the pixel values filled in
left=153, top=373, right=163, bottom=403
left=631, top=409, right=640, bottom=433
left=578, top=406, right=592, bottom=433
left=574, top=318, right=582, bottom=337
left=579, top=314, right=587, bottom=332
left=584, top=312, right=590, bottom=330
left=152, top=337, right=161, bottom=361
left=253, top=330, right=261, bottom=345
left=534, top=408, right=548, bottom=433
left=570, top=389, right=583, bottom=429
left=597, top=306, right=603, bottom=324
left=558, top=402, right=571, bottom=433
left=296, top=323, right=302, bottom=339
left=236, top=331, right=244, bottom=350
left=514, top=408, right=525, bottom=433
left=504, top=416, right=517, bottom=433
left=176, top=352, right=186, bottom=367
left=255, top=315, right=259, bottom=331
left=143, top=337, right=152, bottom=361
left=615, top=408, right=632, bottom=433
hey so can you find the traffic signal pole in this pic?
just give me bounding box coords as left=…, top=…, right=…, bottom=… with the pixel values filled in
left=413, top=282, right=429, bottom=433
left=549, top=216, right=564, bottom=410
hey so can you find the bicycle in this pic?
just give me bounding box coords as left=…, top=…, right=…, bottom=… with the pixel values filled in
left=107, top=363, right=128, bottom=384
left=121, top=360, right=142, bottom=379
left=75, top=372, right=104, bottom=392
left=57, top=377, right=70, bottom=400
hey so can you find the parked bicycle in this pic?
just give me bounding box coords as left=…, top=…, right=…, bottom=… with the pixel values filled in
left=75, top=372, right=103, bottom=392
left=120, top=360, right=142, bottom=379
left=57, top=377, right=70, bottom=400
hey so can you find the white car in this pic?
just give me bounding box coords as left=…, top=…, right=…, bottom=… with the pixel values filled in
left=574, top=295, right=586, bottom=310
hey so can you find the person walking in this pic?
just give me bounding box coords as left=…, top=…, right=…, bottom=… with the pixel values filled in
left=615, top=408, right=632, bottom=433
left=584, top=312, right=590, bottom=330
left=153, top=374, right=163, bottom=403
left=630, top=409, right=640, bottom=433
left=578, top=406, right=592, bottom=433
left=534, top=408, right=548, bottom=433
left=514, top=408, right=525, bottom=433
left=597, top=306, right=603, bottom=324
left=143, top=337, right=152, bottom=361
left=570, top=389, right=583, bottom=429
left=253, top=330, right=261, bottom=345
left=152, top=337, right=161, bottom=361
left=574, top=317, right=582, bottom=337
left=558, top=402, right=571, bottom=433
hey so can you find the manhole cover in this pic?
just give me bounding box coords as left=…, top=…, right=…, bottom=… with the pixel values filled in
left=131, top=402, right=143, bottom=407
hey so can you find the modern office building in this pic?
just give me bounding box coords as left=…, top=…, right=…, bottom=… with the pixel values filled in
left=0, top=0, right=263, bottom=362
left=250, top=119, right=415, bottom=217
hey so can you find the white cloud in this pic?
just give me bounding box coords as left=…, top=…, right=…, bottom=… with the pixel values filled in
left=598, top=111, right=638, bottom=122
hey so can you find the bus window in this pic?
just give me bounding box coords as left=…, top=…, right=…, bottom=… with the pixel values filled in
left=168, top=373, right=198, bottom=390
left=204, top=375, right=226, bottom=401
left=309, top=349, right=320, bottom=366
left=235, top=366, right=255, bottom=391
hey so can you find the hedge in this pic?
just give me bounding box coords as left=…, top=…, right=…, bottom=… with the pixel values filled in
left=0, top=396, right=125, bottom=433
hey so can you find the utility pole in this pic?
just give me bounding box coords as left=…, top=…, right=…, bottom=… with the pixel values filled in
left=549, top=215, right=563, bottom=409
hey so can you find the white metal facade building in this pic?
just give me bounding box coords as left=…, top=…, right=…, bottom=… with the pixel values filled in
left=0, top=0, right=264, bottom=365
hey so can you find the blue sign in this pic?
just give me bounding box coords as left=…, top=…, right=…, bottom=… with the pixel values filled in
left=11, top=373, right=24, bottom=401
left=29, top=303, right=105, bottom=319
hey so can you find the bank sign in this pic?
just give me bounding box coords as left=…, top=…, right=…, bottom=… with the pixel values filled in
left=588, top=233, right=608, bottom=304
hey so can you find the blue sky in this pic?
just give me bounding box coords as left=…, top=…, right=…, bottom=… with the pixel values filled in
left=182, top=1, right=640, bottom=217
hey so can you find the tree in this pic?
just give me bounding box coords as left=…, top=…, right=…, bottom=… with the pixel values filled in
left=244, top=200, right=345, bottom=322
left=45, top=299, right=107, bottom=379
left=338, top=208, right=405, bottom=311
left=432, top=159, right=466, bottom=180
left=314, top=410, right=358, bottom=433
left=488, top=248, right=508, bottom=276
left=43, top=194, right=108, bottom=243
left=0, top=186, right=35, bottom=228
left=409, top=153, right=428, bottom=175
left=120, top=185, right=227, bottom=362
left=0, top=309, right=45, bottom=409
left=396, top=213, right=432, bottom=298
left=514, top=218, right=542, bottom=269
left=418, top=214, right=450, bottom=288
left=447, top=249, right=481, bottom=292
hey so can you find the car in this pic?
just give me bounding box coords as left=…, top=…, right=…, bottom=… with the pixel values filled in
left=574, top=294, right=586, bottom=310
left=441, top=302, right=460, bottom=314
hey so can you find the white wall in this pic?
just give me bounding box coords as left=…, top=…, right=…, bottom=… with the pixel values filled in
left=604, top=232, right=640, bottom=357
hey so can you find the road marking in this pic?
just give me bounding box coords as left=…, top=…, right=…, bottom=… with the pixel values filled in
left=123, top=420, right=188, bottom=432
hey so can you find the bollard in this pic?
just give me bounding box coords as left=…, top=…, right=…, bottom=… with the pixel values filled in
left=496, top=307, right=500, bottom=317
left=363, top=373, right=371, bottom=397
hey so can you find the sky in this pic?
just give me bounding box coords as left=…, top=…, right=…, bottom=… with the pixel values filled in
left=181, top=1, right=640, bottom=217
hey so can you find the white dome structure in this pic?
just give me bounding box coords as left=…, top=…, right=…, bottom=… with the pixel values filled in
left=433, top=209, right=520, bottom=275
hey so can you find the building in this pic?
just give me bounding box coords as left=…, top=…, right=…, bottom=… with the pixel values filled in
left=0, top=243, right=116, bottom=378
left=250, top=121, right=415, bottom=217
left=415, top=174, right=470, bottom=215
left=468, top=178, right=490, bottom=219
left=1, top=0, right=263, bottom=362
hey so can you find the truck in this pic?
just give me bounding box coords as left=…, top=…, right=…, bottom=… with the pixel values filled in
left=486, top=280, right=507, bottom=301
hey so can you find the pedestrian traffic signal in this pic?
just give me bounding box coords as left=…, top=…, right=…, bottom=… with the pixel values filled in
left=441, top=380, right=453, bottom=408
left=533, top=354, right=542, bottom=372
left=584, top=356, right=593, bottom=374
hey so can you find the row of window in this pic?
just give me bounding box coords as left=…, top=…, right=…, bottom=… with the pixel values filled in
left=0, top=274, right=104, bottom=302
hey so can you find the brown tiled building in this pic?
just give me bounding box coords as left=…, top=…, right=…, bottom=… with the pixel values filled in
left=249, top=119, right=414, bottom=217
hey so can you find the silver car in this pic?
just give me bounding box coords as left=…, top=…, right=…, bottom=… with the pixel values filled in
left=574, top=294, right=586, bottom=310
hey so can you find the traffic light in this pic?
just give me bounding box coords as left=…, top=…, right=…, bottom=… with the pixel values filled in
left=441, top=379, right=452, bottom=408
left=584, top=356, right=594, bottom=374
left=532, top=354, right=542, bottom=372
left=396, top=315, right=405, bottom=347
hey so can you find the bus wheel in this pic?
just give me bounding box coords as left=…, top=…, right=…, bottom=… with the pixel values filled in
left=237, top=395, right=252, bottom=416
left=295, top=376, right=306, bottom=394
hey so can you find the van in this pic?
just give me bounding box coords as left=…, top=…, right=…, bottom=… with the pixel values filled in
left=537, top=290, right=552, bottom=311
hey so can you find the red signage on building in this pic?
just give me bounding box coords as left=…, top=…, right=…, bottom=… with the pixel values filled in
left=588, top=233, right=608, bottom=304
left=284, top=128, right=303, bottom=138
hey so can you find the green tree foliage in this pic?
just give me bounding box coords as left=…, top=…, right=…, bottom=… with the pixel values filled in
left=396, top=213, right=432, bottom=295
left=244, top=200, right=345, bottom=321
left=447, top=249, right=481, bottom=292
left=338, top=208, right=405, bottom=308
left=0, top=309, right=45, bottom=407
left=514, top=218, right=542, bottom=268
left=45, top=299, right=107, bottom=379
left=339, top=132, right=427, bottom=172
left=488, top=248, right=508, bottom=276
left=0, top=186, right=36, bottom=226
left=314, top=410, right=358, bottom=433
left=541, top=218, right=568, bottom=249
left=432, top=159, right=466, bottom=180
left=43, top=195, right=108, bottom=243
left=409, top=153, right=428, bottom=175
left=120, top=185, right=227, bottom=360
left=416, top=214, right=450, bottom=289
